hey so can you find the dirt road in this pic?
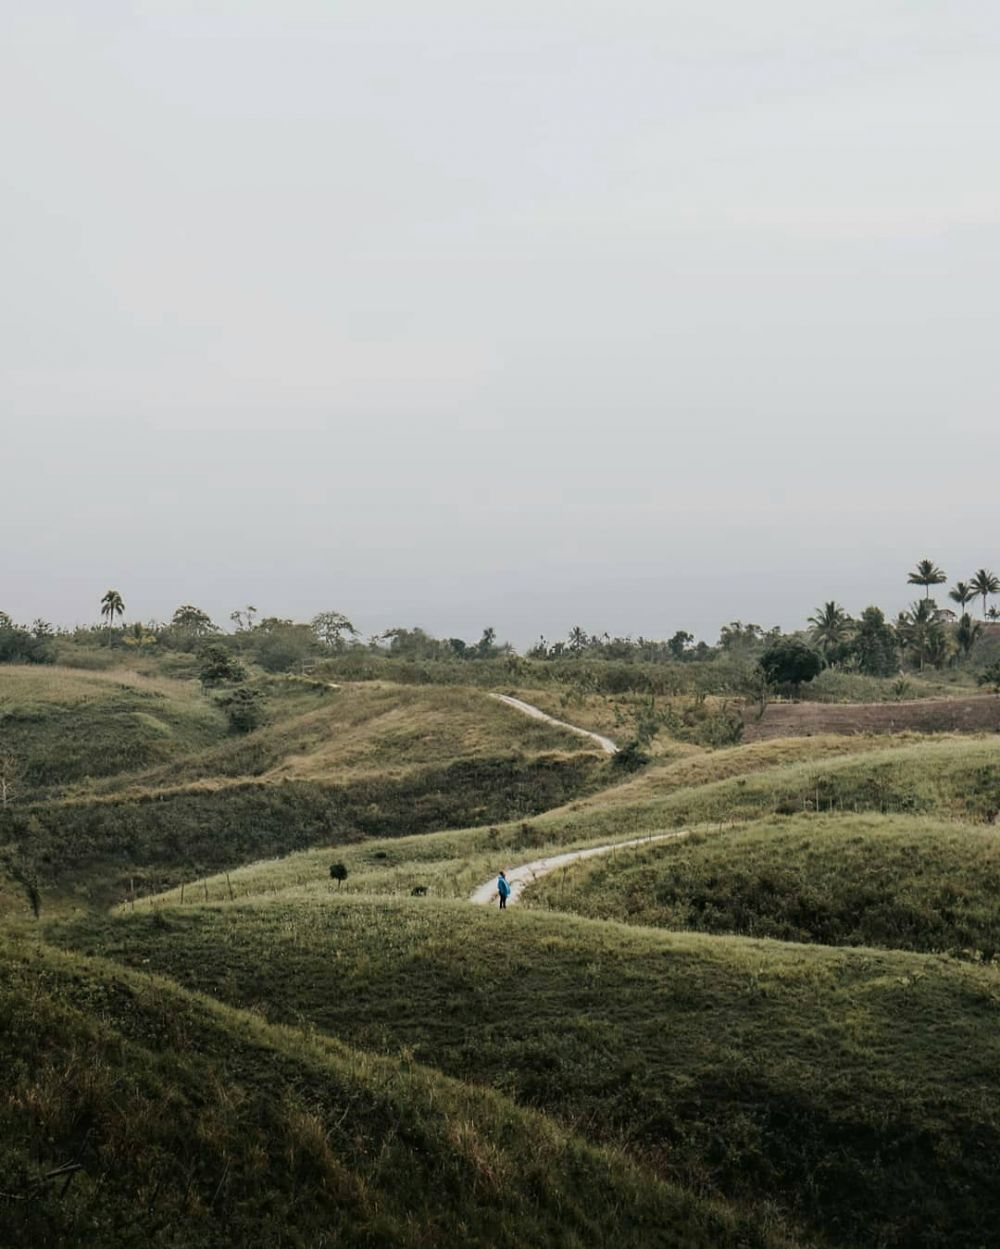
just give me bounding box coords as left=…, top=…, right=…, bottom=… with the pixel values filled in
left=469, top=831, right=684, bottom=906
left=491, top=693, right=618, bottom=754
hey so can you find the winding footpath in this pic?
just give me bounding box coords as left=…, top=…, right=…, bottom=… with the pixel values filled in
left=469, top=831, right=686, bottom=906
left=473, top=695, right=685, bottom=905
left=490, top=693, right=619, bottom=755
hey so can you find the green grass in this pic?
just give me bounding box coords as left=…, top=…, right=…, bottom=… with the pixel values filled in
left=0, top=665, right=228, bottom=793
left=526, top=812, right=1000, bottom=957
left=50, top=896, right=1000, bottom=1249
left=0, top=676, right=609, bottom=913
left=153, top=732, right=1000, bottom=912
left=1, top=936, right=787, bottom=1249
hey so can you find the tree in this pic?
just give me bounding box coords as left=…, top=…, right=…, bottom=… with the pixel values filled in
left=475, top=627, right=497, bottom=659
left=255, top=624, right=315, bottom=673
left=897, top=599, right=945, bottom=672
left=667, top=631, right=694, bottom=661
left=970, top=569, right=1000, bottom=619
left=170, top=604, right=217, bottom=636
left=956, top=613, right=983, bottom=658
left=907, top=559, right=947, bottom=599
left=977, top=662, right=1000, bottom=693
left=759, top=639, right=823, bottom=693
left=329, top=862, right=348, bottom=889
left=807, top=602, right=852, bottom=663
left=949, top=582, right=975, bottom=617
left=850, top=606, right=899, bottom=677
left=230, top=605, right=258, bottom=632
left=216, top=686, right=265, bottom=733
left=199, top=644, right=246, bottom=687
left=100, top=589, right=125, bottom=645
left=310, top=611, right=358, bottom=650
left=567, top=626, right=589, bottom=654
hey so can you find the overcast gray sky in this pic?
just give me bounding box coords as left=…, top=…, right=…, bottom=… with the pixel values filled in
left=3, top=2, right=999, bottom=645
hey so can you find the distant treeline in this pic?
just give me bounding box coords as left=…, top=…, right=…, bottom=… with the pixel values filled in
left=4, top=556, right=1000, bottom=686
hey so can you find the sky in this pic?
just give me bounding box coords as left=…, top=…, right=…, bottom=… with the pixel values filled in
left=3, top=2, right=999, bottom=646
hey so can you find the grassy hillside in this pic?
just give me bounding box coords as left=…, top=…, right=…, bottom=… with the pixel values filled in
left=0, top=666, right=227, bottom=794
left=526, top=812, right=1000, bottom=957
left=52, top=896, right=1000, bottom=1249
left=0, top=673, right=608, bottom=912
left=1, top=937, right=784, bottom=1249
left=143, top=732, right=1000, bottom=911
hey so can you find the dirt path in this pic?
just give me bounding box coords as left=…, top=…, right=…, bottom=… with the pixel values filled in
left=491, top=693, right=618, bottom=755
left=469, top=831, right=685, bottom=907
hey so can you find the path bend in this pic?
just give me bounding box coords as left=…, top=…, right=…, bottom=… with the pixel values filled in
left=491, top=693, right=618, bottom=755
left=469, top=831, right=686, bottom=907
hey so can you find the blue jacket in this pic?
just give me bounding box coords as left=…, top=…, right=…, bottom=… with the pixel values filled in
left=497, top=875, right=511, bottom=898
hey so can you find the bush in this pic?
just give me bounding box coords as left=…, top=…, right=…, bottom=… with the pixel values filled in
left=216, top=686, right=265, bottom=733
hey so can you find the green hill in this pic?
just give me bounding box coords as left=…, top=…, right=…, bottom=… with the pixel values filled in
left=0, top=671, right=607, bottom=912
left=2, top=937, right=784, bottom=1249
left=51, top=896, right=1000, bottom=1249
left=525, top=812, right=1000, bottom=957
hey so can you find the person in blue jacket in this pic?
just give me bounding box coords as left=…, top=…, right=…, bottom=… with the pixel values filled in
left=497, top=870, right=511, bottom=909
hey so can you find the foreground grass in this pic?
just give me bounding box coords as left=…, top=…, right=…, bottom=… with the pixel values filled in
left=2, top=937, right=785, bottom=1249
left=52, top=897, right=1000, bottom=1249
left=526, top=812, right=1000, bottom=958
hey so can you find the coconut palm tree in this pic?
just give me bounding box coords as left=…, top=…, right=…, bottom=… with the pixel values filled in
left=907, top=559, right=947, bottom=599
left=898, top=599, right=944, bottom=672
left=100, top=589, right=125, bottom=645
left=807, top=601, right=852, bottom=661
left=948, top=581, right=975, bottom=618
left=969, top=569, right=1000, bottom=619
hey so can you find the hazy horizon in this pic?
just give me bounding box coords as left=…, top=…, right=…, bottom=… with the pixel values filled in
left=4, top=3, right=999, bottom=647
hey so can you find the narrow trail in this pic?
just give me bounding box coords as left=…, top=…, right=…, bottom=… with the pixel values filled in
left=469, top=831, right=686, bottom=907
left=490, top=693, right=619, bottom=755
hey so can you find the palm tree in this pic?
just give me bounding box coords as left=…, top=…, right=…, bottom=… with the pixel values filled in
left=807, top=601, right=852, bottom=661
left=948, top=582, right=975, bottom=618
left=956, top=613, right=983, bottom=658
left=899, top=599, right=943, bottom=672
left=969, top=569, right=1000, bottom=619
left=907, top=559, right=947, bottom=599
left=100, top=589, right=125, bottom=645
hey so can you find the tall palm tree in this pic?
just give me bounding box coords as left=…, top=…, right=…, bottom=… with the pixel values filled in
left=100, top=589, right=125, bottom=645
left=807, top=601, right=852, bottom=660
left=907, top=559, right=947, bottom=599
left=948, top=582, right=975, bottom=618
left=969, top=569, right=1000, bottom=620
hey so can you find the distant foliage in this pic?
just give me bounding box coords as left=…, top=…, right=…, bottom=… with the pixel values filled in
left=759, top=640, right=823, bottom=692
left=0, top=613, right=55, bottom=664
left=198, top=644, right=246, bottom=687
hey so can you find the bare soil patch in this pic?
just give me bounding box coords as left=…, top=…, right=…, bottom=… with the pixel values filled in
left=744, top=694, right=1000, bottom=740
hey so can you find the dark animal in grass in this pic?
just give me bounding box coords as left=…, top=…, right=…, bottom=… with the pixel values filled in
left=329, top=863, right=348, bottom=889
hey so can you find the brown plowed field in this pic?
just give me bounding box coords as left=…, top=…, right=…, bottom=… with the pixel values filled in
left=743, top=694, right=1000, bottom=740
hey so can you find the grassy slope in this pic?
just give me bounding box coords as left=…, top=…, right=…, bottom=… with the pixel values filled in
left=147, top=732, right=1000, bottom=909
left=1, top=937, right=782, bottom=1249
left=0, top=675, right=607, bottom=911
left=0, top=665, right=228, bottom=793
left=526, top=812, right=1000, bottom=956
left=51, top=897, right=1000, bottom=1249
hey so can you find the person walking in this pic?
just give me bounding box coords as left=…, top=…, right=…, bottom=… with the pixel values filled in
left=497, top=870, right=511, bottom=910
